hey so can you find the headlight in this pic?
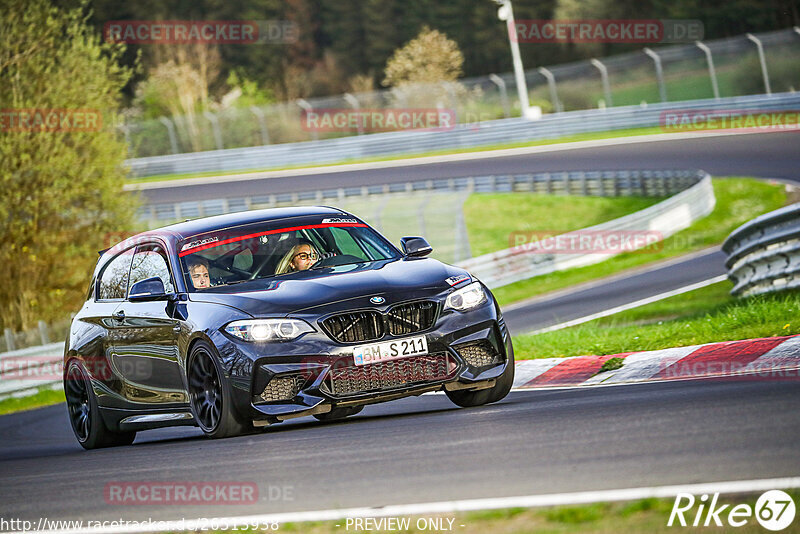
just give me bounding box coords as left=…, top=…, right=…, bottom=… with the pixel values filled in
left=224, top=319, right=314, bottom=342
left=444, top=281, right=487, bottom=312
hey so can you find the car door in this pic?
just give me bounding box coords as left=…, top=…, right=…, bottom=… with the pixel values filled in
left=110, top=243, right=186, bottom=405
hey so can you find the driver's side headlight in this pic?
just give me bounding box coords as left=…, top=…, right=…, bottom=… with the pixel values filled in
left=224, top=319, right=314, bottom=342
left=444, top=281, right=487, bottom=312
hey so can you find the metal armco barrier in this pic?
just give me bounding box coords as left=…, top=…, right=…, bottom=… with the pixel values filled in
left=125, top=92, right=800, bottom=178
left=0, top=342, right=64, bottom=400
left=722, top=203, right=800, bottom=297
left=459, top=171, right=715, bottom=289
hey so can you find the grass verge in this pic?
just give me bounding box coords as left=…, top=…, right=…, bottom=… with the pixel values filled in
left=0, top=386, right=64, bottom=416
left=127, top=126, right=666, bottom=184
left=490, top=178, right=787, bottom=307
left=513, top=282, right=800, bottom=359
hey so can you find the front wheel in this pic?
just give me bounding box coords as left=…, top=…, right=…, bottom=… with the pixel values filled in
left=188, top=341, right=252, bottom=439
left=445, top=351, right=515, bottom=408
left=64, top=360, right=136, bottom=449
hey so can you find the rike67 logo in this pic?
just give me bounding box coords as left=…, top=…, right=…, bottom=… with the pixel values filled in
left=668, top=490, right=796, bottom=530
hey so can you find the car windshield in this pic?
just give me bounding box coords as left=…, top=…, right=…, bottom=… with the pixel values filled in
left=178, top=220, right=400, bottom=290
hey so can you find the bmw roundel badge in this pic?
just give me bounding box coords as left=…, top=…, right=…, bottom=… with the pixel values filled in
left=370, top=296, right=385, bottom=304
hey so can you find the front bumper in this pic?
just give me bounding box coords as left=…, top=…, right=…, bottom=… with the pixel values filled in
left=209, top=298, right=512, bottom=424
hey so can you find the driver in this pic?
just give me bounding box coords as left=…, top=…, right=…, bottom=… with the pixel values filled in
left=276, top=240, right=319, bottom=274
left=186, top=257, right=211, bottom=289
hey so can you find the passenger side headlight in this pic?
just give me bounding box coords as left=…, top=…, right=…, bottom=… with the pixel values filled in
left=224, top=319, right=314, bottom=342
left=444, top=281, right=487, bottom=312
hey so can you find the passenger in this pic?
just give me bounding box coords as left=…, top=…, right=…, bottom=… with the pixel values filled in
left=275, top=240, right=319, bottom=274
left=186, top=257, right=211, bottom=289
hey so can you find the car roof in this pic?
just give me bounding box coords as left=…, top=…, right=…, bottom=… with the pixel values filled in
left=140, top=205, right=352, bottom=241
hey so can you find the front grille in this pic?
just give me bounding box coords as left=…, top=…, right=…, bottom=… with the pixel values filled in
left=455, top=340, right=503, bottom=368
left=386, top=301, right=437, bottom=335
left=322, top=311, right=384, bottom=343
left=327, top=353, right=453, bottom=395
left=259, top=375, right=305, bottom=402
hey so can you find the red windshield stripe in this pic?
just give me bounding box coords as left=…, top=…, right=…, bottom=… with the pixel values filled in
left=178, top=222, right=368, bottom=257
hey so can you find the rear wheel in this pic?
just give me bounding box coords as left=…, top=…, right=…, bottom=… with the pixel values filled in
left=445, top=351, right=515, bottom=408
left=313, top=406, right=363, bottom=422
left=188, top=341, right=252, bottom=439
left=64, top=360, right=136, bottom=449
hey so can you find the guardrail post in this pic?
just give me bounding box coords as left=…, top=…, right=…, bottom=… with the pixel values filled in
left=695, top=41, right=720, bottom=100
left=38, top=320, right=50, bottom=345
left=343, top=93, right=363, bottom=135
left=489, top=74, right=511, bottom=118
left=746, top=33, right=772, bottom=95
left=296, top=99, right=319, bottom=141
left=537, top=67, right=562, bottom=113
left=4, top=328, right=15, bottom=352
left=158, top=117, right=180, bottom=155
left=590, top=59, right=613, bottom=108
left=203, top=111, right=224, bottom=151
left=643, top=48, right=667, bottom=103
left=250, top=106, right=271, bottom=145
left=417, top=196, right=431, bottom=237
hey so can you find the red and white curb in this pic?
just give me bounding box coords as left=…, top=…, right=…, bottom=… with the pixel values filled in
left=512, top=335, right=800, bottom=389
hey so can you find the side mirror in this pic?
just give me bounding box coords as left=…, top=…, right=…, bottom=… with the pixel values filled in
left=128, top=277, right=167, bottom=301
left=400, top=236, right=433, bottom=257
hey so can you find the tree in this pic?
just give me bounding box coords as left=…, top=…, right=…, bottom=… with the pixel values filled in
left=0, top=0, right=138, bottom=330
left=383, top=26, right=464, bottom=87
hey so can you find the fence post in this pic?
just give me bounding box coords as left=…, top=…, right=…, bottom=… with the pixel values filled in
left=643, top=48, right=667, bottom=103
left=343, top=93, right=363, bottom=135
left=590, top=59, right=613, bottom=108
left=250, top=106, right=271, bottom=145
left=537, top=67, right=562, bottom=113
left=489, top=74, right=511, bottom=118
left=695, top=41, right=720, bottom=100
left=158, top=117, right=180, bottom=155
left=203, top=111, right=224, bottom=150
left=38, top=320, right=50, bottom=345
left=4, top=328, right=15, bottom=352
left=296, top=99, right=319, bottom=141
left=746, top=33, right=772, bottom=95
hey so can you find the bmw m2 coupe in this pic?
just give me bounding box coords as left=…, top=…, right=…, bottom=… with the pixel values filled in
left=64, top=206, right=514, bottom=448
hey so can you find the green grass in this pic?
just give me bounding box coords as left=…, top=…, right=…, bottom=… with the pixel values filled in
left=512, top=282, right=800, bottom=360
left=464, top=195, right=662, bottom=257
left=127, top=126, right=666, bottom=184
left=490, top=178, right=787, bottom=307
left=257, top=491, right=798, bottom=533
left=0, top=386, right=64, bottom=415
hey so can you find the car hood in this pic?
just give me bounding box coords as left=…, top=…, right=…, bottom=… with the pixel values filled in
left=188, top=257, right=471, bottom=316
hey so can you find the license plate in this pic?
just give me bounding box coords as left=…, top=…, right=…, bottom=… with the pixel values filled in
left=352, top=336, right=428, bottom=366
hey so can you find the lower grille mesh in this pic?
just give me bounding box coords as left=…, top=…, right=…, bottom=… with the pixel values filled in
left=456, top=341, right=502, bottom=368
left=328, top=353, right=452, bottom=395
left=259, top=375, right=305, bottom=402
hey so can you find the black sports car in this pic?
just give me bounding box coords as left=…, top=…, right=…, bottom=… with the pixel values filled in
left=64, top=206, right=514, bottom=449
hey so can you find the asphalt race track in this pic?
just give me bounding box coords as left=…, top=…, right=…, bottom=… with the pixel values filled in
left=135, top=131, right=800, bottom=204
left=502, top=248, right=726, bottom=335
left=1, top=379, right=799, bottom=524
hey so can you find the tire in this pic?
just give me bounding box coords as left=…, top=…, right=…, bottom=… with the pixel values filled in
left=445, top=350, right=515, bottom=408
left=313, top=406, right=363, bottom=422
left=64, top=360, right=136, bottom=449
left=187, top=340, right=252, bottom=439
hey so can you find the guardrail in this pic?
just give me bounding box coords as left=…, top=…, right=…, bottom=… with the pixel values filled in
left=0, top=342, right=64, bottom=400
left=125, top=92, right=800, bottom=177
left=459, top=170, right=715, bottom=289
left=722, top=203, right=800, bottom=297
